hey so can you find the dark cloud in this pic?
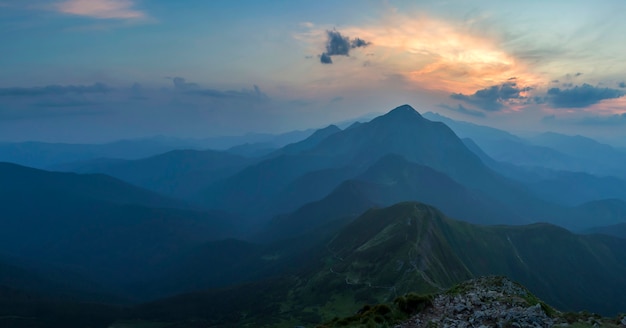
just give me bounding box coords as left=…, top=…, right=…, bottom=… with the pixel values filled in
left=546, top=83, right=624, bottom=108
left=325, top=30, right=351, bottom=56
left=319, top=30, right=370, bottom=64
left=351, top=37, right=371, bottom=48
left=168, top=77, right=269, bottom=102
left=0, top=83, right=110, bottom=96
left=619, top=82, right=626, bottom=88
left=438, top=104, right=486, bottom=117
left=186, top=84, right=269, bottom=101
left=320, top=53, right=332, bottom=64
left=450, top=81, right=531, bottom=111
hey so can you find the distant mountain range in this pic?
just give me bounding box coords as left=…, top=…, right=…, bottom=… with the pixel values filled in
left=2, top=105, right=626, bottom=327
left=0, top=129, right=316, bottom=169
left=202, top=106, right=549, bottom=223
left=425, top=111, right=626, bottom=179
left=56, top=149, right=254, bottom=201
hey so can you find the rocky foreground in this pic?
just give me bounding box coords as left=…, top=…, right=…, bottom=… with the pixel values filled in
left=397, top=277, right=626, bottom=328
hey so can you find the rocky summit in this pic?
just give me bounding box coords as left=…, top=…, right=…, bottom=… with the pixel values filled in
left=397, top=277, right=624, bottom=328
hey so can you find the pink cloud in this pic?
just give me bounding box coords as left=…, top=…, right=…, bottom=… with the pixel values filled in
left=56, top=0, right=145, bottom=20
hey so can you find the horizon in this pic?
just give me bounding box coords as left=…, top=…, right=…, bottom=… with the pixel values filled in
left=2, top=1, right=626, bottom=144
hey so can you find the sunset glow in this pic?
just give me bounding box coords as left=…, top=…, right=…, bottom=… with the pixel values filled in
left=1, top=1, right=626, bottom=142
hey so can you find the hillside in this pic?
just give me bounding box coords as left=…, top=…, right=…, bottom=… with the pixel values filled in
left=0, top=163, right=241, bottom=299
left=0, top=162, right=186, bottom=209
left=126, top=202, right=626, bottom=327
left=260, top=154, right=528, bottom=243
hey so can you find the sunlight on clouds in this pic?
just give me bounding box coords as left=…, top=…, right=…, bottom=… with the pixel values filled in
left=578, top=97, right=626, bottom=115
left=344, top=13, right=543, bottom=94
left=56, top=0, right=145, bottom=19
left=297, top=10, right=546, bottom=99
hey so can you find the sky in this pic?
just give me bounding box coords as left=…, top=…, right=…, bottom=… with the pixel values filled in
left=2, top=0, right=626, bottom=144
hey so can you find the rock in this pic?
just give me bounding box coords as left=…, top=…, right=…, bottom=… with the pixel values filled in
left=396, top=277, right=563, bottom=328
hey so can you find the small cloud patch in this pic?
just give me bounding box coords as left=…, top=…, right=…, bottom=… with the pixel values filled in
left=319, top=30, right=371, bottom=64
left=450, top=81, right=531, bottom=112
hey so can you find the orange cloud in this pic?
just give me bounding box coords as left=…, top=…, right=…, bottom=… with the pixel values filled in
left=341, top=13, right=544, bottom=94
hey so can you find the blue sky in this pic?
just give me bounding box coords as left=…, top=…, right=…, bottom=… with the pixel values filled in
left=1, top=0, right=626, bottom=143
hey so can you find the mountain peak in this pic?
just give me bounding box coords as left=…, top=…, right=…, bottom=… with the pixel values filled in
left=385, top=104, right=422, bottom=118
left=373, top=105, right=426, bottom=126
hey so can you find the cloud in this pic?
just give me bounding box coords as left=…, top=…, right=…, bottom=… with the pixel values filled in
left=167, top=77, right=269, bottom=102
left=450, top=81, right=531, bottom=111
left=0, top=83, right=110, bottom=96
left=0, top=83, right=114, bottom=120
left=438, top=104, right=485, bottom=117
left=325, top=30, right=351, bottom=56
left=452, top=82, right=625, bottom=111
left=170, top=77, right=199, bottom=91
left=55, top=0, right=146, bottom=20
left=320, top=53, right=332, bottom=64
left=319, top=30, right=370, bottom=64
left=545, top=84, right=625, bottom=108
left=351, top=38, right=371, bottom=48
left=188, top=86, right=269, bottom=101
